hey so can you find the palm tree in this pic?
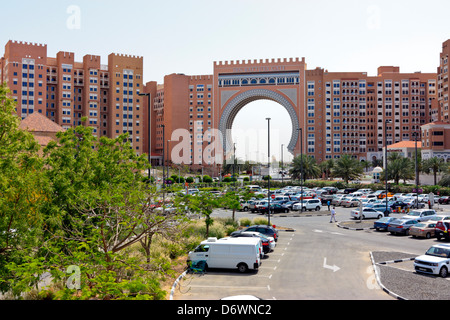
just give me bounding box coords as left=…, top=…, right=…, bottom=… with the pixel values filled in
left=332, top=155, right=363, bottom=184
left=319, top=159, right=334, bottom=180
left=386, top=157, right=414, bottom=184
left=423, top=157, right=446, bottom=185
left=290, top=155, right=321, bottom=182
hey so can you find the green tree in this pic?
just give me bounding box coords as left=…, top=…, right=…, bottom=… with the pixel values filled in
left=386, top=157, right=414, bottom=184
left=423, top=157, right=446, bottom=185
left=8, top=125, right=170, bottom=300
left=220, top=190, right=241, bottom=221
left=290, top=155, right=321, bottom=181
left=332, top=155, right=363, bottom=184
left=184, top=192, right=220, bottom=238
left=319, top=159, right=334, bottom=180
left=0, top=85, right=46, bottom=294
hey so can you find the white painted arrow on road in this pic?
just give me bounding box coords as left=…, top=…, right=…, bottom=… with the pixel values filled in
left=323, top=258, right=340, bottom=272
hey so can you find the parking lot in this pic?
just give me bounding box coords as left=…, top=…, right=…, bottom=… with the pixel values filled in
left=172, top=231, right=296, bottom=300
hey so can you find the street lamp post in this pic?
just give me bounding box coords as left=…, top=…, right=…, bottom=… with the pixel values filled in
left=384, top=119, right=392, bottom=216
left=297, top=128, right=304, bottom=210
left=233, top=143, right=236, bottom=189
left=414, top=130, right=421, bottom=206
left=161, top=124, right=165, bottom=189
left=137, top=92, right=151, bottom=184
left=167, top=140, right=172, bottom=183
left=281, top=144, right=284, bottom=184
left=266, top=118, right=271, bottom=226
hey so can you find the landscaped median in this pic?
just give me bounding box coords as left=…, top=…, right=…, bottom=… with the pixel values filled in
left=337, top=220, right=374, bottom=230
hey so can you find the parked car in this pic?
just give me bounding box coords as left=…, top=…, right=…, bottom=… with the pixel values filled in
left=343, top=188, right=358, bottom=194
left=371, top=203, right=392, bottom=215
left=342, top=197, right=362, bottom=208
left=388, top=219, right=419, bottom=236
left=351, top=207, right=385, bottom=220
left=239, top=200, right=254, bottom=212
left=402, top=209, right=437, bottom=222
left=282, top=201, right=299, bottom=210
left=242, top=225, right=279, bottom=242
left=414, top=244, right=450, bottom=278
left=409, top=221, right=437, bottom=239
left=439, top=196, right=450, bottom=204
left=389, top=201, right=409, bottom=211
left=258, top=203, right=290, bottom=214
left=429, top=215, right=450, bottom=222
left=251, top=200, right=268, bottom=213
left=374, top=217, right=399, bottom=231
left=377, top=191, right=394, bottom=199
left=230, top=231, right=275, bottom=254
left=403, top=198, right=425, bottom=209
left=436, top=220, right=450, bottom=241
left=331, top=194, right=346, bottom=206
left=292, top=199, right=323, bottom=212
left=336, top=196, right=353, bottom=206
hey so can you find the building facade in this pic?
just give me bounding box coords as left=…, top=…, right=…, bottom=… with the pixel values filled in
left=0, top=40, right=144, bottom=154
left=2, top=39, right=450, bottom=173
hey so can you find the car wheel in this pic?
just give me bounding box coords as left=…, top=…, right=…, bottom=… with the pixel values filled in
left=237, top=263, right=248, bottom=273
left=439, top=266, right=448, bottom=278
left=362, top=215, right=366, bottom=220
left=405, top=229, right=409, bottom=236
left=244, top=207, right=248, bottom=212
left=285, top=209, right=289, bottom=213
left=315, top=206, right=320, bottom=211
left=426, top=232, right=431, bottom=239
left=437, top=235, right=442, bottom=241
left=377, top=214, right=383, bottom=219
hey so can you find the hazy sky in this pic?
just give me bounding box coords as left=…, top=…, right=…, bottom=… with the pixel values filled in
left=1, top=0, right=448, bottom=162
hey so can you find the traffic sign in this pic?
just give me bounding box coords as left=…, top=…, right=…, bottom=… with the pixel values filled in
left=271, top=194, right=276, bottom=199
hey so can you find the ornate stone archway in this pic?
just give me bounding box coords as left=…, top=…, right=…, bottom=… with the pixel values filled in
left=219, top=88, right=300, bottom=155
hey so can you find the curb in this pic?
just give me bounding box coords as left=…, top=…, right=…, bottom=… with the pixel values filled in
left=369, top=252, right=408, bottom=300
left=169, top=270, right=187, bottom=300
left=377, top=257, right=416, bottom=265
left=337, top=221, right=374, bottom=231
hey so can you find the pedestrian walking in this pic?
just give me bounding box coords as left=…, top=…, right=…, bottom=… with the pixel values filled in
left=330, top=206, right=337, bottom=223
left=327, top=200, right=331, bottom=211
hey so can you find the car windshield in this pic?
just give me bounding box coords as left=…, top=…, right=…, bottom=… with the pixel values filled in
left=408, top=212, right=421, bottom=216
left=426, top=247, right=450, bottom=258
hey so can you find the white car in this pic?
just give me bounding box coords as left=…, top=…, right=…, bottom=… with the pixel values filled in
left=292, top=199, right=322, bottom=211
left=402, top=209, right=437, bottom=222
left=351, top=207, right=385, bottom=220
left=414, top=244, right=450, bottom=278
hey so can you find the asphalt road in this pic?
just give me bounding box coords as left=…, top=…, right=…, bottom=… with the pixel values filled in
left=173, top=205, right=450, bottom=300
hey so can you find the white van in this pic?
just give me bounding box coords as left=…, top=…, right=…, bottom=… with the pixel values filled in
left=187, top=237, right=262, bottom=273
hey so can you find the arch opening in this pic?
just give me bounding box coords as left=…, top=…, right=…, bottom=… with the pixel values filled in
left=219, top=89, right=300, bottom=162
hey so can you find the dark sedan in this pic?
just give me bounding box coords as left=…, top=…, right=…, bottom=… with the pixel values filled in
left=230, top=231, right=274, bottom=254
left=438, top=196, right=450, bottom=204
left=282, top=201, right=299, bottom=210
left=258, top=203, right=289, bottom=214
left=374, top=217, right=399, bottom=231
left=389, top=201, right=409, bottom=210
left=242, top=225, right=279, bottom=242
left=388, top=219, right=419, bottom=236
